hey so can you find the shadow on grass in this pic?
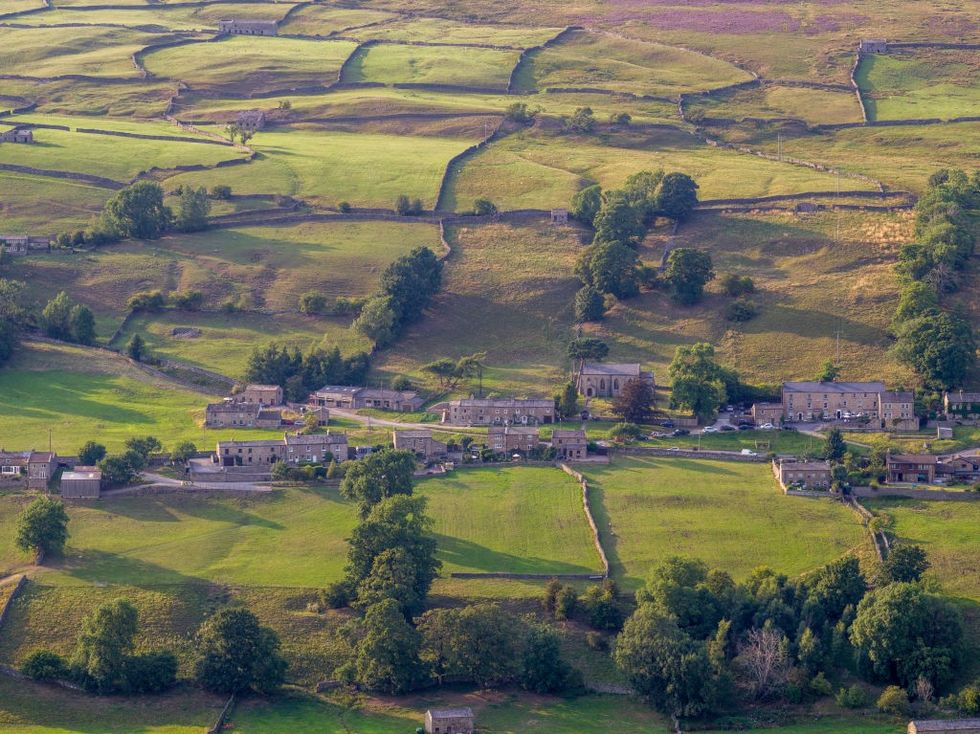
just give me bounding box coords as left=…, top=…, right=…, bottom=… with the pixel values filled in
left=434, top=533, right=595, bottom=575
left=88, top=494, right=285, bottom=531
left=56, top=548, right=210, bottom=587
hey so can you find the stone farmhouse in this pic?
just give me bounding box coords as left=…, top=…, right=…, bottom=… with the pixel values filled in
left=236, top=109, right=266, bottom=132
left=444, top=398, right=555, bottom=426
left=60, top=467, right=102, bottom=499
left=0, top=127, right=33, bottom=143
left=217, top=19, right=278, bottom=36
left=944, top=390, right=980, bottom=421
left=205, top=401, right=286, bottom=429
left=754, top=381, right=918, bottom=431
left=576, top=363, right=654, bottom=399
left=487, top=426, right=539, bottom=455
left=309, top=385, right=423, bottom=412
left=0, top=450, right=57, bottom=489
left=0, top=234, right=50, bottom=255
left=552, top=429, right=587, bottom=461
left=214, top=432, right=348, bottom=467
left=908, top=720, right=980, bottom=734
left=239, top=384, right=283, bottom=406
left=775, top=458, right=832, bottom=490
left=887, top=450, right=980, bottom=485
left=425, top=708, right=474, bottom=734
left=392, top=429, right=447, bottom=460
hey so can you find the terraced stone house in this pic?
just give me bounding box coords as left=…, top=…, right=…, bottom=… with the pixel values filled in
left=487, top=426, right=540, bottom=454
left=309, top=385, right=423, bottom=412
left=218, top=19, right=278, bottom=35
left=392, top=429, right=447, bottom=460
left=944, top=390, right=980, bottom=421
left=576, top=363, right=654, bottom=399
left=552, top=429, right=587, bottom=461
left=283, top=432, right=348, bottom=464
left=444, top=398, right=554, bottom=426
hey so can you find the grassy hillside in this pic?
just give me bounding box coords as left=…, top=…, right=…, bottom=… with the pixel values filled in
left=0, top=171, right=110, bottom=233
left=582, top=456, right=867, bottom=589
left=0, top=26, right=168, bottom=78
left=687, top=84, right=865, bottom=125
left=343, top=43, right=521, bottom=89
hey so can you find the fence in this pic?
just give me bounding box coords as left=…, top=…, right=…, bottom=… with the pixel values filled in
left=208, top=695, right=236, bottom=734
left=851, top=486, right=979, bottom=502
left=558, top=462, right=610, bottom=578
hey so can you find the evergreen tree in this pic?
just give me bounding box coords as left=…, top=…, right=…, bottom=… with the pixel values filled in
left=70, top=304, right=96, bottom=345
left=175, top=186, right=211, bottom=233
left=824, top=428, right=846, bottom=462
left=41, top=291, right=74, bottom=340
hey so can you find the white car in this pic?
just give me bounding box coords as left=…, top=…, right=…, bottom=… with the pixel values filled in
left=702, top=426, right=719, bottom=433
left=740, top=449, right=759, bottom=456
left=759, top=423, right=775, bottom=430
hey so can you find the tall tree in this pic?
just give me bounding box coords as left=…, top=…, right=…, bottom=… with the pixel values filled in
left=663, top=249, right=715, bottom=305
left=78, top=441, right=107, bottom=466
left=41, top=291, right=74, bottom=340
left=593, top=191, right=646, bottom=247
left=612, top=378, right=656, bottom=423
left=574, top=285, right=606, bottom=322
left=668, top=343, right=726, bottom=423
left=126, top=333, right=145, bottom=362
left=16, top=496, right=69, bottom=559
left=193, top=608, right=286, bottom=694
left=100, top=181, right=172, bottom=240
left=655, top=172, right=699, bottom=221
left=880, top=544, right=930, bottom=584
left=71, top=598, right=139, bottom=694
left=570, top=184, right=602, bottom=225
left=70, top=304, right=96, bottom=345
left=894, top=310, right=976, bottom=389
left=340, top=448, right=416, bottom=518
left=824, top=428, right=846, bottom=462
left=175, top=186, right=211, bottom=233
left=346, top=599, right=424, bottom=694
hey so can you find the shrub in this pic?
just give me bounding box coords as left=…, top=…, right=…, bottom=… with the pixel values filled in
left=836, top=684, right=868, bottom=709
left=586, top=631, right=607, bottom=651
left=609, top=112, right=632, bottom=126
left=124, top=651, right=178, bottom=694
left=169, top=290, right=203, bottom=310
left=725, top=299, right=758, bottom=323
left=126, top=290, right=166, bottom=313
left=391, top=375, right=412, bottom=391
left=395, top=195, right=423, bottom=216
left=473, top=198, right=498, bottom=216
left=209, top=185, right=232, bottom=200
left=953, top=682, right=980, bottom=714
left=809, top=672, right=833, bottom=697
left=877, top=686, right=910, bottom=717
left=338, top=201, right=352, bottom=213
left=505, top=101, right=537, bottom=124
left=720, top=273, right=755, bottom=297
left=21, top=651, right=69, bottom=681
left=320, top=581, right=353, bottom=609
left=299, top=291, right=327, bottom=315
left=608, top=422, right=644, bottom=443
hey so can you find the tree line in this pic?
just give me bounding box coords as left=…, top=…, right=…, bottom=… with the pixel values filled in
left=892, top=169, right=978, bottom=389
left=243, top=342, right=370, bottom=402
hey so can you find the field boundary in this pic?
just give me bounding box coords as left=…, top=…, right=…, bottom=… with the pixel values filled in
left=507, top=25, right=581, bottom=94
left=558, top=462, right=610, bottom=578
left=208, top=695, right=237, bottom=734
left=434, top=117, right=511, bottom=212
left=0, top=575, right=27, bottom=633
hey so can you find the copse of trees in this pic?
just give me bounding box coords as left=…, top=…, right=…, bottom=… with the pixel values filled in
left=668, top=342, right=727, bottom=422
left=101, top=181, right=172, bottom=241
left=354, top=247, right=443, bottom=348
left=0, top=278, right=31, bottom=366
left=41, top=291, right=96, bottom=345
left=16, top=496, right=69, bottom=560
left=662, top=248, right=715, bottom=305
left=892, top=169, right=978, bottom=388
left=193, top=608, right=286, bottom=695
left=243, top=342, right=370, bottom=401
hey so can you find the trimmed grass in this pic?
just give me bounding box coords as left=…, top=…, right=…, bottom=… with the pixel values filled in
left=687, top=83, right=865, bottom=125
left=418, top=465, right=602, bottom=575
left=0, top=171, right=110, bottom=233
left=581, top=456, right=867, bottom=589
left=0, top=26, right=170, bottom=78
left=862, top=498, right=980, bottom=603
left=444, top=126, right=877, bottom=212
left=142, top=36, right=357, bottom=95
left=374, top=219, right=582, bottom=395
left=111, top=310, right=369, bottom=378
left=0, top=676, right=222, bottom=734
left=166, top=125, right=478, bottom=208
left=0, top=341, right=219, bottom=453
left=357, top=17, right=563, bottom=47
left=856, top=49, right=980, bottom=121
left=0, top=126, right=247, bottom=183
left=342, top=43, right=521, bottom=90
left=512, top=29, right=752, bottom=96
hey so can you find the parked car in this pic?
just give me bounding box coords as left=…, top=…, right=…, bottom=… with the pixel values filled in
left=720, top=425, right=736, bottom=432
left=738, top=424, right=752, bottom=431
left=649, top=432, right=668, bottom=439
left=672, top=429, right=690, bottom=437
left=667, top=446, right=681, bottom=452
left=703, top=426, right=719, bottom=433
left=759, top=423, right=775, bottom=430
left=740, top=449, right=759, bottom=456
left=781, top=425, right=798, bottom=431
left=661, top=420, right=675, bottom=428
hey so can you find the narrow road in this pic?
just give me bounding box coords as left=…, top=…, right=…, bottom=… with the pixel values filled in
left=329, top=407, right=488, bottom=434
left=103, top=472, right=274, bottom=494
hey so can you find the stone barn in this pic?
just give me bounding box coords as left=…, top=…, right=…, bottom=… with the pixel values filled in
left=218, top=19, right=278, bottom=36
left=551, top=208, right=569, bottom=224
left=0, top=128, right=33, bottom=143
left=60, top=468, right=102, bottom=499
left=859, top=39, right=888, bottom=54
left=908, top=720, right=980, bottom=734
left=424, top=708, right=474, bottom=734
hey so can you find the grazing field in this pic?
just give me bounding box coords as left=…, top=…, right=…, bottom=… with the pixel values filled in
left=0, top=171, right=110, bottom=233
left=512, top=29, right=752, bottom=96
left=591, top=208, right=915, bottom=387
left=856, top=49, right=980, bottom=121
left=10, top=78, right=179, bottom=117
left=863, top=498, right=980, bottom=603
left=687, top=83, right=865, bottom=125
left=279, top=5, right=396, bottom=36
left=357, top=17, right=563, bottom=47
left=142, top=36, right=358, bottom=95
left=443, top=126, right=878, bottom=212
left=418, top=466, right=601, bottom=576
left=342, top=43, right=521, bottom=89
left=9, top=2, right=297, bottom=29
left=0, top=676, right=223, bottom=734
left=167, top=126, right=478, bottom=208
left=0, top=127, right=246, bottom=183
left=375, top=219, right=582, bottom=395
left=582, top=456, right=866, bottom=589
left=0, top=342, right=217, bottom=453
left=111, top=310, right=369, bottom=378
left=9, top=112, right=218, bottom=139
left=0, top=26, right=171, bottom=78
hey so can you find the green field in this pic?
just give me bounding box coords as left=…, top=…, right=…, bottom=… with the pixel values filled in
left=513, top=29, right=752, bottom=96
left=166, top=125, right=478, bottom=208
left=278, top=5, right=396, bottom=36
left=0, top=171, right=110, bottom=233
left=142, top=36, right=357, bottom=95
left=357, top=17, right=562, bottom=47
left=582, top=456, right=867, bottom=589
left=688, top=83, right=865, bottom=125
left=443, top=126, right=877, bottom=213
left=0, top=341, right=223, bottom=453
left=343, top=43, right=521, bottom=89
left=856, top=49, right=980, bottom=121
left=0, top=126, right=246, bottom=183
left=13, top=2, right=296, bottom=30
left=862, top=498, right=980, bottom=603
left=0, top=26, right=165, bottom=78
left=418, top=465, right=602, bottom=575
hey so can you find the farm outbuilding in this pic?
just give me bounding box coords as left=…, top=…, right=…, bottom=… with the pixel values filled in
left=424, top=708, right=474, bottom=734
left=908, top=720, right=980, bottom=734
left=60, top=469, right=102, bottom=499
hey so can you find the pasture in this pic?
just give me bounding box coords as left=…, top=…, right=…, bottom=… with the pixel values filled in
left=10, top=2, right=295, bottom=30
left=443, top=126, right=878, bottom=213
left=167, top=125, right=478, bottom=208
left=357, top=17, right=563, bottom=47
left=0, top=342, right=219, bottom=453
left=686, top=83, right=865, bottom=125
left=418, top=465, right=602, bottom=576
left=0, top=171, right=110, bottom=233
left=279, top=5, right=396, bottom=36
left=142, top=36, right=358, bottom=95
left=0, top=26, right=165, bottom=78
left=582, top=456, right=866, bottom=589
left=342, top=43, right=520, bottom=90
left=512, top=29, right=752, bottom=96
left=856, top=48, right=980, bottom=121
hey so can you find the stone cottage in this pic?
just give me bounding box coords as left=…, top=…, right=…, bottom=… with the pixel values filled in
left=425, top=708, right=474, bottom=734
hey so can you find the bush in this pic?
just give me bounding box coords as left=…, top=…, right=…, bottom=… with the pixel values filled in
left=126, top=290, right=166, bottom=313
left=585, top=631, right=607, bottom=651
left=725, top=299, right=758, bottom=323
left=338, top=201, right=352, bottom=213
left=952, top=682, right=980, bottom=714
left=473, top=198, right=498, bottom=216
left=391, top=375, right=412, bottom=391
left=321, top=581, right=352, bottom=609
left=809, top=672, right=833, bottom=697
left=299, top=291, right=327, bottom=315
left=21, top=651, right=69, bottom=681
left=609, top=112, right=632, bottom=126
left=209, top=185, right=232, bottom=200
left=877, top=686, right=910, bottom=717
left=124, top=651, right=178, bottom=694
left=836, top=684, right=868, bottom=709
left=607, top=422, right=644, bottom=443
left=395, top=195, right=424, bottom=216
left=169, top=290, right=203, bottom=310
left=720, top=273, right=755, bottom=297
